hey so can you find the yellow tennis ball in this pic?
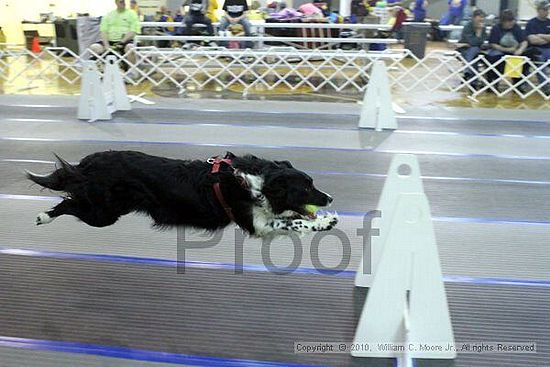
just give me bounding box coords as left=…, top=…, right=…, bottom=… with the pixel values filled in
left=305, top=204, right=320, bottom=214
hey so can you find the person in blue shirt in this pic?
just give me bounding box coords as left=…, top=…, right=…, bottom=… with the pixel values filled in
left=525, top=0, right=550, bottom=91
left=412, top=0, right=428, bottom=22
left=437, top=0, right=467, bottom=40
left=448, top=0, right=467, bottom=25
left=486, top=9, right=529, bottom=88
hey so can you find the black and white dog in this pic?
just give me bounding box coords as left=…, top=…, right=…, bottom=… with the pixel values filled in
left=27, top=151, right=338, bottom=237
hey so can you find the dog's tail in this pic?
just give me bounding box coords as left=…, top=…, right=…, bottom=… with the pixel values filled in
left=26, top=154, right=80, bottom=191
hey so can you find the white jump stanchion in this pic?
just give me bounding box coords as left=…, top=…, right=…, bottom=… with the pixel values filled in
left=352, top=154, right=456, bottom=361
left=355, top=154, right=424, bottom=288
left=103, top=55, right=131, bottom=113
left=77, top=61, right=111, bottom=122
left=358, top=60, right=398, bottom=131
left=78, top=56, right=131, bottom=122
left=352, top=193, right=456, bottom=360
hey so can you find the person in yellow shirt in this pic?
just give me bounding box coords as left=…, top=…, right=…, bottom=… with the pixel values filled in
left=206, top=0, right=219, bottom=22
left=247, top=1, right=266, bottom=21
left=130, top=0, right=142, bottom=18
left=89, top=0, right=140, bottom=64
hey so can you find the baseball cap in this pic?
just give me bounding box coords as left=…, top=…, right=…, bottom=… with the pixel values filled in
left=536, top=0, right=550, bottom=10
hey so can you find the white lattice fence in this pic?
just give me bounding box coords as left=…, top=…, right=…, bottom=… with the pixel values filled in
left=1, top=46, right=548, bottom=100
left=391, top=50, right=549, bottom=100
left=126, top=47, right=414, bottom=95
left=471, top=55, right=550, bottom=99
left=0, top=47, right=82, bottom=86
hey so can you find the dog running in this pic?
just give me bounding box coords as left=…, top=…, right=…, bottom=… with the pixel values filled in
left=27, top=151, right=338, bottom=237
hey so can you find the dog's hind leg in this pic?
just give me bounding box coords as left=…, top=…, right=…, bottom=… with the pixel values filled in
left=36, top=199, right=74, bottom=225
left=36, top=198, right=120, bottom=227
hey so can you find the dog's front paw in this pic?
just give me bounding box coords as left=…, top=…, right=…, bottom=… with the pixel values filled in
left=313, top=213, right=339, bottom=231
left=36, top=212, right=53, bottom=226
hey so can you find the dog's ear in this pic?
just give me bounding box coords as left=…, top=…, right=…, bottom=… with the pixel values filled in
left=262, top=183, right=285, bottom=198
left=275, top=160, right=293, bottom=168
left=262, top=173, right=287, bottom=198
left=224, top=151, right=236, bottom=159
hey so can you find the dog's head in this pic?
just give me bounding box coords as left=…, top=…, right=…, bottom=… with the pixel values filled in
left=261, top=160, right=333, bottom=218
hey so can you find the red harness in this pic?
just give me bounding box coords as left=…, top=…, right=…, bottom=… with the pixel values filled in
left=209, top=157, right=236, bottom=222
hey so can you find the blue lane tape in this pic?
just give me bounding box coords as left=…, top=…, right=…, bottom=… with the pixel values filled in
left=2, top=158, right=58, bottom=164
left=432, top=215, right=550, bottom=226
left=0, top=336, right=332, bottom=367
left=442, top=275, right=550, bottom=288
left=0, top=194, right=62, bottom=202
left=4, top=105, right=550, bottom=124
left=10, top=161, right=550, bottom=187
left=374, top=148, right=550, bottom=161
left=8, top=160, right=550, bottom=186
left=335, top=211, right=550, bottom=226
left=1, top=118, right=354, bottom=131
left=397, top=115, right=550, bottom=124
left=1, top=247, right=549, bottom=288
left=0, top=137, right=370, bottom=153
left=5, top=118, right=550, bottom=140
left=304, top=170, right=550, bottom=186
left=397, top=129, right=550, bottom=140
left=0, top=248, right=356, bottom=277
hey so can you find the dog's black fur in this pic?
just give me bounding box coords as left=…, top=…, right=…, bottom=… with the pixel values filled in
left=27, top=151, right=337, bottom=237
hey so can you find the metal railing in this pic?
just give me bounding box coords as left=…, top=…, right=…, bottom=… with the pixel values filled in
left=134, top=34, right=398, bottom=48
left=140, top=21, right=393, bottom=31
left=139, top=21, right=394, bottom=49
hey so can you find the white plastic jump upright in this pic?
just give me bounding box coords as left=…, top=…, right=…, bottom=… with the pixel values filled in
left=355, top=154, right=424, bottom=288
left=352, top=154, right=455, bottom=361
left=103, top=55, right=131, bottom=112
left=77, top=61, right=109, bottom=122
left=78, top=56, right=131, bottom=122
left=358, top=60, right=398, bottom=131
